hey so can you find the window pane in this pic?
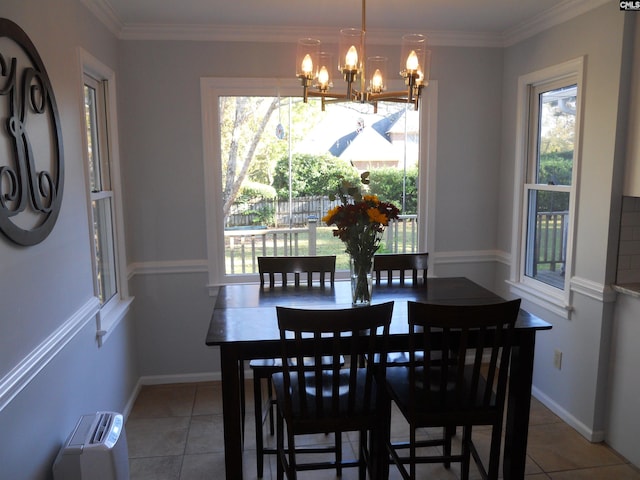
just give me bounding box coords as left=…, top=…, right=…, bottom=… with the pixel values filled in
left=524, top=189, right=569, bottom=289
left=219, top=96, right=420, bottom=276
left=92, top=197, right=117, bottom=304
left=84, top=84, right=101, bottom=192
left=535, top=85, right=576, bottom=186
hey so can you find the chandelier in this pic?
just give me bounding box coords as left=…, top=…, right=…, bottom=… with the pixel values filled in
left=296, top=0, right=431, bottom=111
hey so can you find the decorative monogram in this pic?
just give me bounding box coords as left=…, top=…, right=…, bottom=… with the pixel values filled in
left=0, top=18, right=64, bottom=246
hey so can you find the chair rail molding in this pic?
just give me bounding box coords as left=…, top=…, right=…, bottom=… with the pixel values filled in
left=570, top=276, right=617, bottom=303
left=127, top=259, right=209, bottom=279
left=432, top=249, right=509, bottom=265
left=0, top=297, right=99, bottom=413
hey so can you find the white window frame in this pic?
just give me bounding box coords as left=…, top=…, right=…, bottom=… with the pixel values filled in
left=509, top=57, right=584, bottom=318
left=200, top=77, right=436, bottom=292
left=78, top=48, right=132, bottom=346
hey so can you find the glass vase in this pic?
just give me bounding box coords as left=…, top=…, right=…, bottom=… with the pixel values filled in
left=350, top=255, right=374, bottom=306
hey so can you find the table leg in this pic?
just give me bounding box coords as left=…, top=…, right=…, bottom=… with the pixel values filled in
left=221, top=344, right=243, bottom=480
left=370, top=384, right=391, bottom=480
left=503, top=331, right=536, bottom=479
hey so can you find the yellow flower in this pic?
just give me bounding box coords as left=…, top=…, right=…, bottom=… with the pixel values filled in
left=367, top=207, right=388, bottom=225
left=363, top=194, right=379, bottom=204
left=322, top=206, right=340, bottom=224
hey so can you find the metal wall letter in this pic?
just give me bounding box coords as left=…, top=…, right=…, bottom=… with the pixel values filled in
left=0, top=18, right=64, bottom=246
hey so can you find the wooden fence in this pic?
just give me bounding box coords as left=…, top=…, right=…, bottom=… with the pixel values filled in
left=224, top=215, right=419, bottom=274
left=226, top=196, right=341, bottom=228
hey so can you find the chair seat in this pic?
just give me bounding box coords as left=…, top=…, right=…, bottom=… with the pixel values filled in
left=250, top=357, right=282, bottom=371
left=249, top=353, right=346, bottom=478
left=250, top=356, right=342, bottom=371
left=273, top=370, right=378, bottom=422
left=385, top=365, right=498, bottom=423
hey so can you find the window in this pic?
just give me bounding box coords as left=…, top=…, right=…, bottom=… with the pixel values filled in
left=202, top=78, right=434, bottom=287
left=511, top=58, right=583, bottom=316
left=84, top=75, right=117, bottom=305
left=80, top=50, right=131, bottom=345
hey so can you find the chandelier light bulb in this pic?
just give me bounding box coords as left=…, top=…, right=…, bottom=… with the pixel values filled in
left=345, top=46, right=359, bottom=71
left=318, top=65, right=330, bottom=88
left=301, top=54, right=314, bottom=76
left=406, top=50, right=419, bottom=73
left=372, top=69, right=383, bottom=91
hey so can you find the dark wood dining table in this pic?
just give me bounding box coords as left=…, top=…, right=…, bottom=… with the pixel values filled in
left=206, top=277, right=552, bottom=479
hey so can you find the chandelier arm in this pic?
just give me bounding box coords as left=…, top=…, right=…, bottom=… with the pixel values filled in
left=369, top=90, right=416, bottom=101
left=307, top=91, right=349, bottom=101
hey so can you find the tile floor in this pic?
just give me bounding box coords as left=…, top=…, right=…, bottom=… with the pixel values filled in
left=126, top=381, right=640, bottom=480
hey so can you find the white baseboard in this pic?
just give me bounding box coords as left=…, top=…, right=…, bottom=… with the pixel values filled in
left=138, top=371, right=222, bottom=386
left=122, top=379, right=143, bottom=419
left=532, top=385, right=605, bottom=442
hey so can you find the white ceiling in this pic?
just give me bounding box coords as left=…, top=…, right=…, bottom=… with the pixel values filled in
left=83, top=0, right=611, bottom=46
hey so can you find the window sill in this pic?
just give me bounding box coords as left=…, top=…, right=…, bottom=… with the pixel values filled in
left=506, top=280, right=572, bottom=319
left=96, top=296, right=134, bottom=347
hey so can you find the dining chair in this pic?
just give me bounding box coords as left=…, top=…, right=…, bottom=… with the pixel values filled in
left=250, top=255, right=337, bottom=477
left=272, top=301, right=394, bottom=480
left=372, top=252, right=429, bottom=366
left=384, top=299, right=521, bottom=480
left=373, top=252, right=429, bottom=286
left=258, top=255, right=336, bottom=287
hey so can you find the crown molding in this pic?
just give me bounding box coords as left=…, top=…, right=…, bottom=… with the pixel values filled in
left=80, top=0, right=122, bottom=36
left=82, top=0, right=609, bottom=48
left=115, top=24, right=506, bottom=48
left=503, top=0, right=611, bottom=47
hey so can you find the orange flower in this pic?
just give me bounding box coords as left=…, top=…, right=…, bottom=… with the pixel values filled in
left=367, top=207, right=389, bottom=225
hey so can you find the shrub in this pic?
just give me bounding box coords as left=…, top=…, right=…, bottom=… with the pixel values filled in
left=272, top=154, right=360, bottom=198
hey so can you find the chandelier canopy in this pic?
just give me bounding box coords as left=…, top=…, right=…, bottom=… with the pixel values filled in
left=296, top=0, right=431, bottom=111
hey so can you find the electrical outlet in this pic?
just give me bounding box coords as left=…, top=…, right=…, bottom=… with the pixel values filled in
left=553, top=349, right=563, bottom=370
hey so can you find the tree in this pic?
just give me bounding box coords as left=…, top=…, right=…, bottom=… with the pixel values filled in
left=220, top=96, right=325, bottom=220
left=272, top=153, right=360, bottom=198
left=220, top=97, right=279, bottom=218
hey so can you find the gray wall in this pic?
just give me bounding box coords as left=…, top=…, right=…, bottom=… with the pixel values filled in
left=497, top=2, right=633, bottom=453
left=0, top=1, right=139, bottom=478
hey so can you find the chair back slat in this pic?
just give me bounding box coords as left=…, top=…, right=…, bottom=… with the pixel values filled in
left=258, top=255, right=336, bottom=287
left=276, top=302, right=393, bottom=423
left=406, top=299, right=520, bottom=420
left=373, top=253, right=429, bottom=285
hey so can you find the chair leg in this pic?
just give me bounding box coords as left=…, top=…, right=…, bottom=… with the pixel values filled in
left=461, top=425, right=472, bottom=480
left=239, top=362, right=245, bottom=445
left=487, top=423, right=503, bottom=480
left=285, top=421, right=297, bottom=480
left=276, top=411, right=285, bottom=480
left=444, top=425, right=454, bottom=468
left=254, top=374, right=265, bottom=477
left=358, top=430, right=367, bottom=480
left=267, top=377, right=275, bottom=435
left=335, top=432, right=342, bottom=477
left=410, top=426, right=417, bottom=480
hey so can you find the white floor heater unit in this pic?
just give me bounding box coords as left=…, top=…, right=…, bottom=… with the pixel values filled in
left=53, top=411, right=129, bottom=480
